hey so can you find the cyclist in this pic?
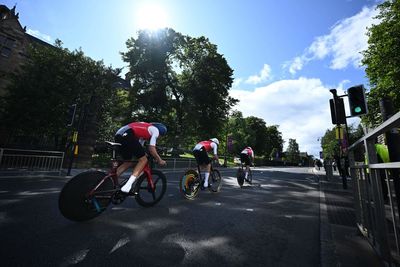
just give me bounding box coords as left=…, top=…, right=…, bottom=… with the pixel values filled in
left=193, top=138, right=219, bottom=188
left=115, top=122, right=167, bottom=193
left=240, top=146, right=254, bottom=182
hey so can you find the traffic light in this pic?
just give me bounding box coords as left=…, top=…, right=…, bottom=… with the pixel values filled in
left=329, top=97, right=346, bottom=124
left=347, top=85, right=367, bottom=117
left=66, top=104, right=77, bottom=127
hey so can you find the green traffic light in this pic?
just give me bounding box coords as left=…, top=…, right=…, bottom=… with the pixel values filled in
left=354, top=107, right=362, bottom=113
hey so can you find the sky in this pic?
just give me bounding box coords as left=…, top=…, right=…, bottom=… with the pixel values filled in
left=5, top=0, right=383, bottom=157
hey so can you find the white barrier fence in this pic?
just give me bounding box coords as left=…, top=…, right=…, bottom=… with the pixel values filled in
left=0, top=148, right=64, bottom=173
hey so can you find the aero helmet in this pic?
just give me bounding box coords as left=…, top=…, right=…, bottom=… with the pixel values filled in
left=210, top=138, right=219, bottom=145
left=151, top=122, right=167, bottom=136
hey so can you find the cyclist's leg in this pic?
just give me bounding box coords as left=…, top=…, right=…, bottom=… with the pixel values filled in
left=116, top=129, right=147, bottom=193
left=240, top=153, right=248, bottom=178
left=117, top=161, right=134, bottom=177
left=204, top=162, right=212, bottom=187
left=194, top=149, right=211, bottom=187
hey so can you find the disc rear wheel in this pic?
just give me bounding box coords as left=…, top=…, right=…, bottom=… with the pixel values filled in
left=237, top=168, right=244, bottom=187
left=59, top=171, right=114, bottom=222
left=180, top=169, right=200, bottom=200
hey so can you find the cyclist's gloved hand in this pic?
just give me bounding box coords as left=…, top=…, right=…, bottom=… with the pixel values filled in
left=158, top=159, right=167, bottom=166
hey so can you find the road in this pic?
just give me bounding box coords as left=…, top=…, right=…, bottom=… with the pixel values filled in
left=0, top=167, right=321, bottom=266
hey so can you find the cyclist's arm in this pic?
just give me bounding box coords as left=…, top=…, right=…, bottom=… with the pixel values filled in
left=211, top=143, right=219, bottom=161
left=148, top=127, right=166, bottom=166
left=148, top=145, right=166, bottom=166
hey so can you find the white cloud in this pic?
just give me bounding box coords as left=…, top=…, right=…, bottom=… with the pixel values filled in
left=288, top=57, right=304, bottom=75
left=285, top=5, right=379, bottom=74
left=245, top=64, right=272, bottom=84
left=27, top=28, right=52, bottom=43
left=232, top=78, right=243, bottom=88
left=230, top=77, right=359, bottom=157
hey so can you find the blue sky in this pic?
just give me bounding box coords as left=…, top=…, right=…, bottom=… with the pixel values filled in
left=5, top=0, right=382, bottom=157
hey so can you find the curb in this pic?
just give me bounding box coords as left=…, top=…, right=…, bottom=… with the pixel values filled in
left=313, top=169, right=339, bottom=267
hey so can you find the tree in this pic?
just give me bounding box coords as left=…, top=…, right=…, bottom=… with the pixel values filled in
left=243, top=116, right=269, bottom=154
left=362, top=0, right=400, bottom=126
left=265, top=125, right=284, bottom=158
left=179, top=36, right=237, bottom=142
left=321, top=124, right=364, bottom=159
left=2, top=40, right=119, bottom=154
left=321, top=129, right=340, bottom=160
left=270, top=147, right=279, bottom=160
left=122, top=28, right=237, bottom=149
left=286, top=139, right=300, bottom=164
left=226, top=111, right=284, bottom=158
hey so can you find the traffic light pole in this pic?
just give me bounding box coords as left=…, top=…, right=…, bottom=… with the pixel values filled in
left=330, top=89, right=348, bottom=189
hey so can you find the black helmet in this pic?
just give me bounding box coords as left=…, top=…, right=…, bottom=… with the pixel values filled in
left=151, top=122, right=167, bottom=136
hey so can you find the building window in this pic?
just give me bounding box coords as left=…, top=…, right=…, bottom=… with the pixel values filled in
left=0, top=34, right=15, bottom=58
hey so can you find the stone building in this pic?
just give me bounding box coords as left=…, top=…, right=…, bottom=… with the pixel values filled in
left=0, top=5, right=52, bottom=95
left=0, top=5, right=131, bottom=168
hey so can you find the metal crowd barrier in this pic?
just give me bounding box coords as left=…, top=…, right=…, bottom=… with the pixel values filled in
left=164, top=158, right=196, bottom=170
left=348, top=111, right=400, bottom=266
left=0, top=148, right=64, bottom=174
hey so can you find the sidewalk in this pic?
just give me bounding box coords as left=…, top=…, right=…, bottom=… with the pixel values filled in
left=315, top=168, right=385, bottom=267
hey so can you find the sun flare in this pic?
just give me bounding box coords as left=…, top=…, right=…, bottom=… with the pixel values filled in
left=136, top=4, right=169, bottom=30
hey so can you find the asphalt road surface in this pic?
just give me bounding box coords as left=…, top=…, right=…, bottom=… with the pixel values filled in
left=0, top=167, right=321, bottom=266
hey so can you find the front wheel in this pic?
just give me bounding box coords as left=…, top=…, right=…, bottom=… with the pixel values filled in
left=180, top=169, right=200, bottom=200
left=209, top=169, right=222, bottom=192
left=134, top=169, right=167, bottom=207
left=58, top=171, right=114, bottom=222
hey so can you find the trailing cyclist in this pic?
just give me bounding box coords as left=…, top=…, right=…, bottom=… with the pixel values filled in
left=115, top=122, right=167, bottom=193
left=193, top=138, right=219, bottom=188
left=240, top=146, right=254, bottom=182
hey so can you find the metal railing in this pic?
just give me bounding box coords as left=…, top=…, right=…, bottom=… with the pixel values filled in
left=348, top=111, right=400, bottom=266
left=0, top=148, right=65, bottom=174
left=163, top=158, right=196, bottom=170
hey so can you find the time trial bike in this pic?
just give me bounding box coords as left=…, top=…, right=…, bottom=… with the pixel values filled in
left=58, top=141, right=167, bottom=222
left=179, top=160, right=222, bottom=200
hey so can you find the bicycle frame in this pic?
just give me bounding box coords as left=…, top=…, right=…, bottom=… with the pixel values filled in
left=87, top=152, right=155, bottom=199
left=195, top=161, right=217, bottom=183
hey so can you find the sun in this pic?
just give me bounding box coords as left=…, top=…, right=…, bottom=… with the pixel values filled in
left=136, top=4, right=169, bottom=30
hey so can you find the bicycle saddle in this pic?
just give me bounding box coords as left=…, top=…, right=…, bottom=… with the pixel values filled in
left=105, top=141, right=122, bottom=147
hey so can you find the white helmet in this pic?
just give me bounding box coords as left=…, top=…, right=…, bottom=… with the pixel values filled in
left=210, top=138, right=219, bottom=145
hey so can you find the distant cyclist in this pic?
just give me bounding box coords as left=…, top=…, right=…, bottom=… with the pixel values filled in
left=193, top=138, right=219, bottom=188
left=115, top=122, right=167, bottom=193
left=240, top=146, right=254, bottom=182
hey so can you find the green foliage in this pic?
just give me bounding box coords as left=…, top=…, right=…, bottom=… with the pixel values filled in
left=2, top=40, right=119, bottom=149
left=321, top=124, right=364, bottom=159
left=121, top=28, right=237, bottom=150
left=362, top=0, right=400, bottom=126
left=286, top=138, right=300, bottom=163
left=227, top=111, right=284, bottom=158
left=321, top=129, right=339, bottom=159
